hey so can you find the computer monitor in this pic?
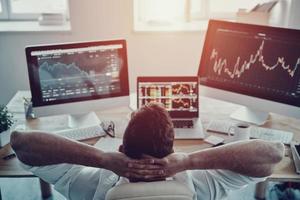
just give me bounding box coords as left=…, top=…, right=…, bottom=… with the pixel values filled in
left=26, top=39, right=130, bottom=128
left=198, top=20, right=300, bottom=125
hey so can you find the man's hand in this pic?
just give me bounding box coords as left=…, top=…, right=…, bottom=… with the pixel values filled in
left=127, top=153, right=190, bottom=180
left=157, top=153, right=190, bottom=177
left=102, top=152, right=166, bottom=180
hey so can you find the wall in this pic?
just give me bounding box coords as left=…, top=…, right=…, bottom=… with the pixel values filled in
left=0, top=0, right=298, bottom=104
left=0, top=0, right=203, bottom=104
left=289, top=0, right=300, bottom=29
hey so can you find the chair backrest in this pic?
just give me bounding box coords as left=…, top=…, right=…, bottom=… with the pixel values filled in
left=105, top=180, right=194, bottom=200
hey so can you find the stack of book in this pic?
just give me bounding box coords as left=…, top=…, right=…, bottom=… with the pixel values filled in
left=250, top=1, right=278, bottom=13
left=236, top=1, right=278, bottom=25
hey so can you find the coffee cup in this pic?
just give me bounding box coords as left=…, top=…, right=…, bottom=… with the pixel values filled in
left=227, top=123, right=250, bottom=142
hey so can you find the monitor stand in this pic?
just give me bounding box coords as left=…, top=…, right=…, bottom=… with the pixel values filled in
left=68, top=112, right=101, bottom=128
left=230, top=107, right=269, bottom=126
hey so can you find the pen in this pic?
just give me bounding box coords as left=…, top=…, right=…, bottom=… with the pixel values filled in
left=2, top=153, right=16, bottom=160
left=212, top=142, right=225, bottom=147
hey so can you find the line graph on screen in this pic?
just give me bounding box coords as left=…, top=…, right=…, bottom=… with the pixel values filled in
left=210, top=40, right=300, bottom=79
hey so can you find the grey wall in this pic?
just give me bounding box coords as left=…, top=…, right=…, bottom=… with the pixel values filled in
left=0, top=0, right=298, bottom=104
left=289, top=0, right=300, bottom=29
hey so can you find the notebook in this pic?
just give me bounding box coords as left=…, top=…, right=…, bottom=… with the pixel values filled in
left=137, top=76, right=205, bottom=139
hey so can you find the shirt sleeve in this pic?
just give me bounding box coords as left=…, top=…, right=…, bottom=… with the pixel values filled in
left=19, top=161, right=100, bottom=200
left=191, top=169, right=265, bottom=200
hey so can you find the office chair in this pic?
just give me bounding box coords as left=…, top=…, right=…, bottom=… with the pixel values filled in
left=105, top=180, right=194, bottom=200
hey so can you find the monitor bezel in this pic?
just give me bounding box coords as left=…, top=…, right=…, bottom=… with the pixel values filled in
left=198, top=19, right=300, bottom=108
left=137, top=76, right=199, bottom=118
left=26, top=39, right=130, bottom=108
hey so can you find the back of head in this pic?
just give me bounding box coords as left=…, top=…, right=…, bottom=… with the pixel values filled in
left=122, top=103, right=174, bottom=159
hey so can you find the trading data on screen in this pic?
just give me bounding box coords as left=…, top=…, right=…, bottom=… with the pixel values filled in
left=31, top=44, right=124, bottom=103
left=200, top=26, right=300, bottom=107
left=138, top=81, right=198, bottom=113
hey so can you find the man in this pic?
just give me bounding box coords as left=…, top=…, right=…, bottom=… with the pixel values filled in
left=11, top=103, right=284, bottom=200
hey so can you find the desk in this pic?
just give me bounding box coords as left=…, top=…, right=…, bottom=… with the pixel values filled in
left=1, top=91, right=300, bottom=199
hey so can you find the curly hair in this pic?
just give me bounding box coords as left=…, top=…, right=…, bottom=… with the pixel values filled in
left=123, top=103, right=174, bottom=159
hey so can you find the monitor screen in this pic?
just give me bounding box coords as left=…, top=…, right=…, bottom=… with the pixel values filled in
left=26, top=40, right=129, bottom=107
left=198, top=20, right=300, bottom=108
left=137, top=77, right=199, bottom=118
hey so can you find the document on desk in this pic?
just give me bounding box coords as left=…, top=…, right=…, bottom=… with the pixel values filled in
left=94, top=137, right=122, bottom=152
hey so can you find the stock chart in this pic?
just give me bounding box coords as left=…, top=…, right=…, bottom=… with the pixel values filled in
left=205, top=28, right=300, bottom=100
left=138, top=82, right=198, bottom=112
left=37, top=48, right=122, bottom=102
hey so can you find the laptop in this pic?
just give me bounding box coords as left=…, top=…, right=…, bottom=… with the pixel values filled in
left=137, top=76, right=205, bottom=139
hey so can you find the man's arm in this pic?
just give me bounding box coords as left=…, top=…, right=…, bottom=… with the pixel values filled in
left=11, top=131, right=105, bottom=167
left=10, top=131, right=163, bottom=179
left=186, top=139, right=284, bottom=177
left=130, top=140, right=284, bottom=178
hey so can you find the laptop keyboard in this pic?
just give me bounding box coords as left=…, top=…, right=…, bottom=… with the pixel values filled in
left=172, top=120, right=194, bottom=128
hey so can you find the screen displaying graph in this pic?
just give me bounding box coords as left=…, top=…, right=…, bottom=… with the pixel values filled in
left=199, top=24, right=300, bottom=107
left=138, top=81, right=198, bottom=113
left=33, top=45, right=123, bottom=102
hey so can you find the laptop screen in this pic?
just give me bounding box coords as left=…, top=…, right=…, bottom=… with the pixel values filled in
left=137, top=77, right=199, bottom=118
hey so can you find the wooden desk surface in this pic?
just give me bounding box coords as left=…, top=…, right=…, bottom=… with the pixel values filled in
left=1, top=92, right=300, bottom=181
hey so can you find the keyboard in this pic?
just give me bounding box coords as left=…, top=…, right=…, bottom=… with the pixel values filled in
left=54, top=125, right=105, bottom=141
left=172, top=120, right=194, bottom=128
left=207, top=120, right=294, bottom=144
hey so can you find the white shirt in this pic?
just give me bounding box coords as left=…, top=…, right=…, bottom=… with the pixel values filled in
left=20, top=162, right=264, bottom=200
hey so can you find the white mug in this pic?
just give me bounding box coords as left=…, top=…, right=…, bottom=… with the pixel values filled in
left=227, top=123, right=250, bottom=142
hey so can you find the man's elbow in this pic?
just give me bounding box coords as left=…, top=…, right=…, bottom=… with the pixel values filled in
left=11, top=131, right=32, bottom=165
left=253, top=140, right=285, bottom=163
left=253, top=141, right=285, bottom=177
left=271, top=142, right=285, bottom=163
left=10, top=131, right=23, bottom=151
